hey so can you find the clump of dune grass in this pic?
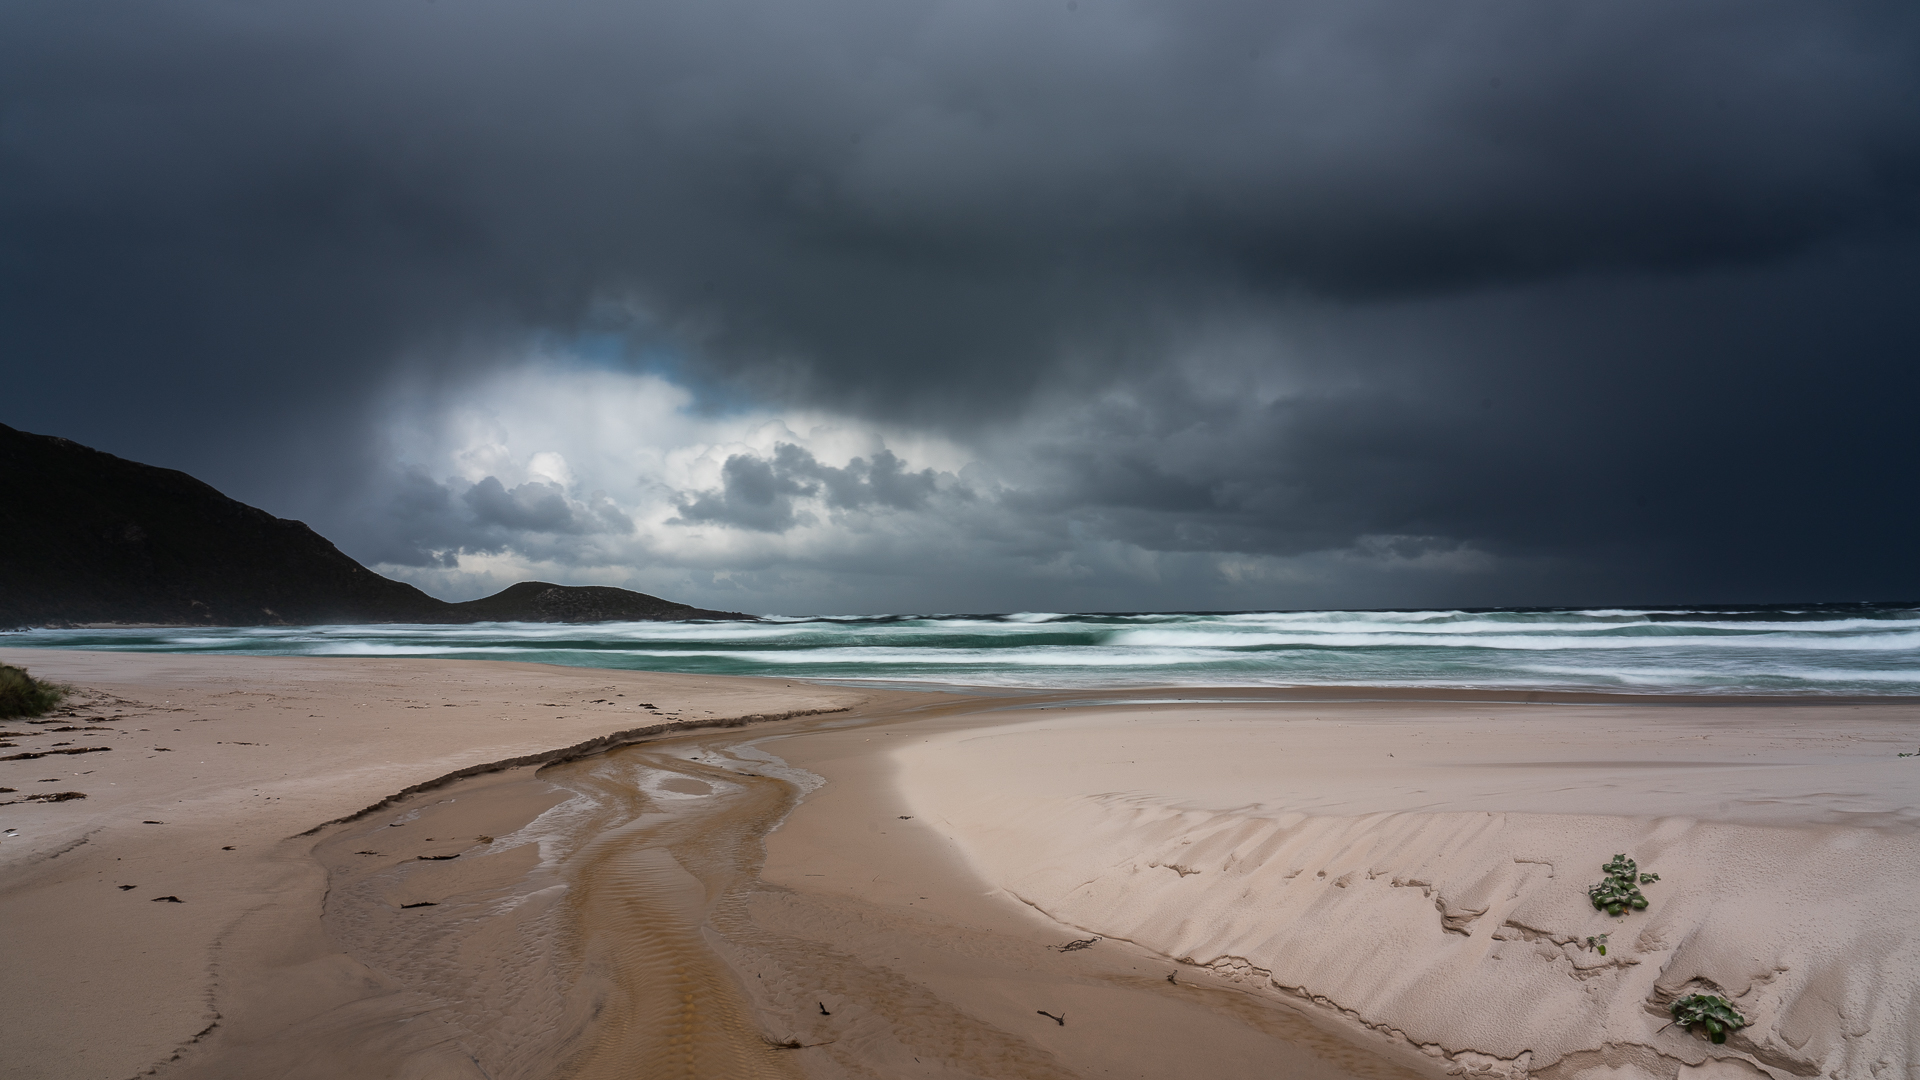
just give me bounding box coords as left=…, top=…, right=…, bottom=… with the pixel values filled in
left=0, top=664, right=65, bottom=719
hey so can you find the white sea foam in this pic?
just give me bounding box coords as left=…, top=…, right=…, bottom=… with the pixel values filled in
left=13, top=604, right=1915, bottom=694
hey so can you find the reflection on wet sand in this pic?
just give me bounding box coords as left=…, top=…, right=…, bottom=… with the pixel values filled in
left=223, top=704, right=1422, bottom=1079
left=544, top=745, right=805, bottom=1080
left=538, top=707, right=1422, bottom=1079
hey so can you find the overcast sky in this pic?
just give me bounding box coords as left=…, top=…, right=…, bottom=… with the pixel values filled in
left=4, top=0, right=1917, bottom=614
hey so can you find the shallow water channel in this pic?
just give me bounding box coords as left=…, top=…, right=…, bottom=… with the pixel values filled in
left=290, top=704, right=1427, bottom=1079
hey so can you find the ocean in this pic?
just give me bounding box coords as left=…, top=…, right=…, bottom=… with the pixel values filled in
left=9, top=603, right=1917, bottom=695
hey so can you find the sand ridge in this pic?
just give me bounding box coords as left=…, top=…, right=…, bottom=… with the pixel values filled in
left=894, top=700, right=1920, bottom=1079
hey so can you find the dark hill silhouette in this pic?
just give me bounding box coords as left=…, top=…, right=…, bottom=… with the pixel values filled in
left=0, top=423, right=746, bottom=628
left=443, top=581, right=735, bottom=623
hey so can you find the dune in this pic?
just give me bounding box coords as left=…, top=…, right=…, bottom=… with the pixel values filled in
left=892, top=699, right=1920, bottom=1079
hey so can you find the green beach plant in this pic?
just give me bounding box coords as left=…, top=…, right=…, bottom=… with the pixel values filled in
left=1588, top=854, right=1657, bottom=916
left=0, top=665, right=65, bottom=719
left=1670, top=994, right=1747, bottom=1044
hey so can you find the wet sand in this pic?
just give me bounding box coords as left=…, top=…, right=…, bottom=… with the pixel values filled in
left=6, top=650, right=1917, bottom=1079
left=0, top=648, right=872, bottom=1080
left=167, top=693, right=1432, bottom=1080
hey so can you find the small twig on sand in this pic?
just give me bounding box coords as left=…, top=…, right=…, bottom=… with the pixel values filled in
left=1037, top=1010, right=1065, bottom=1026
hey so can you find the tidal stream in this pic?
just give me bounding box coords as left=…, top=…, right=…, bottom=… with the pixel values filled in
left=284, top=703, right=1426, bottom=1079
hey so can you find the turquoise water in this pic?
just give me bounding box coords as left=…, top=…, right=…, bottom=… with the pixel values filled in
left=9, top=604, right=1918, bottom=695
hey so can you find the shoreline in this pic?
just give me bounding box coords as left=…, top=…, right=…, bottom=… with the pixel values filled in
left=4, top=650, right=1916, bottom=1079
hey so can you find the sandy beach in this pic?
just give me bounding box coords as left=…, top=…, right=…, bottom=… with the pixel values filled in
left=4, top=650, right=1917, bottom=1079
left=0, top=649, right=873, bottom=1080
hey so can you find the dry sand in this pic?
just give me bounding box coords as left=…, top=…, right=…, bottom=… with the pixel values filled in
left=4, top=649, right=1917, bottom=1080
left=892, top=697, right=1920, bottom=1079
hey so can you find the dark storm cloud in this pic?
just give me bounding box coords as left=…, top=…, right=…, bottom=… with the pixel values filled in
left=993, top=240, right=1920, bottom=601
left=6, top=0, right=1913, bottom=408
left=675, top=443, right=951, bottom=532
left=774, top=445, right=943, bottom=512
left=2, top=0, right=1917, bottom=605
left=677, top=454, right=815, bottom=533
left=464, top=478, right=581, bottom=534
left=358, top=469, right=633, bottom=567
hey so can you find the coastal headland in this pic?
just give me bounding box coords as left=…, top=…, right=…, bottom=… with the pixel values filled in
left=0, top=423, right=747, bottom=629
left=2, top=648, right=1915, bottom=1079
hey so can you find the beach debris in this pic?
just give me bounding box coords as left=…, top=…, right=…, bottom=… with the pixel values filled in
left=1167, top=972, right=1177, bottom=984
left=143, top=819, right=165, bottom=824
left=118, top=884, right=136, bottom=890
left=0, top=787, right=14, bottom=793
left=416, top=853, right=459, bottom=861
left=1588, top=855, right=1657, bottom=916
left=1670, top=994, right=1747, bottom=1044
left=221, top=846, right=234, bottom=851
left=1585, top=933, right=1610, bottom=956
left=1037, top=1010, right=1066, bottom=1026
left=476, top=835, right=494, bottom=843
left=1899, top=748, right=1920, bottom=757
left=151, top=895, right=183, bottom=903
left=401, top=901, right=438, bottom=909
left=354, top=850, right=380, bottom=855
left=818, top=1002, right=832, bottom=1016
left=1050, top=937, right=1100, bottom=952
left=898, top=815, right=912, bottom=819
left=1, top=745, right=112, bottom=761
left=20, top=790, right=88, bottom=803
left=153, top=747, right=173, bottom=752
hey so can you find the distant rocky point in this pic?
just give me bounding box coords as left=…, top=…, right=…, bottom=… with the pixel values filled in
left=0, top=423, right=747, bottom=629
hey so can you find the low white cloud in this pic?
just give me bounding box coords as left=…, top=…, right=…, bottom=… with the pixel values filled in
left=343, top=354, right=1552, bottom=615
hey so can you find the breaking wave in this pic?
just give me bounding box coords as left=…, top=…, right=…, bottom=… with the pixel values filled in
left=12, top=603, right=1918, bottom=695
